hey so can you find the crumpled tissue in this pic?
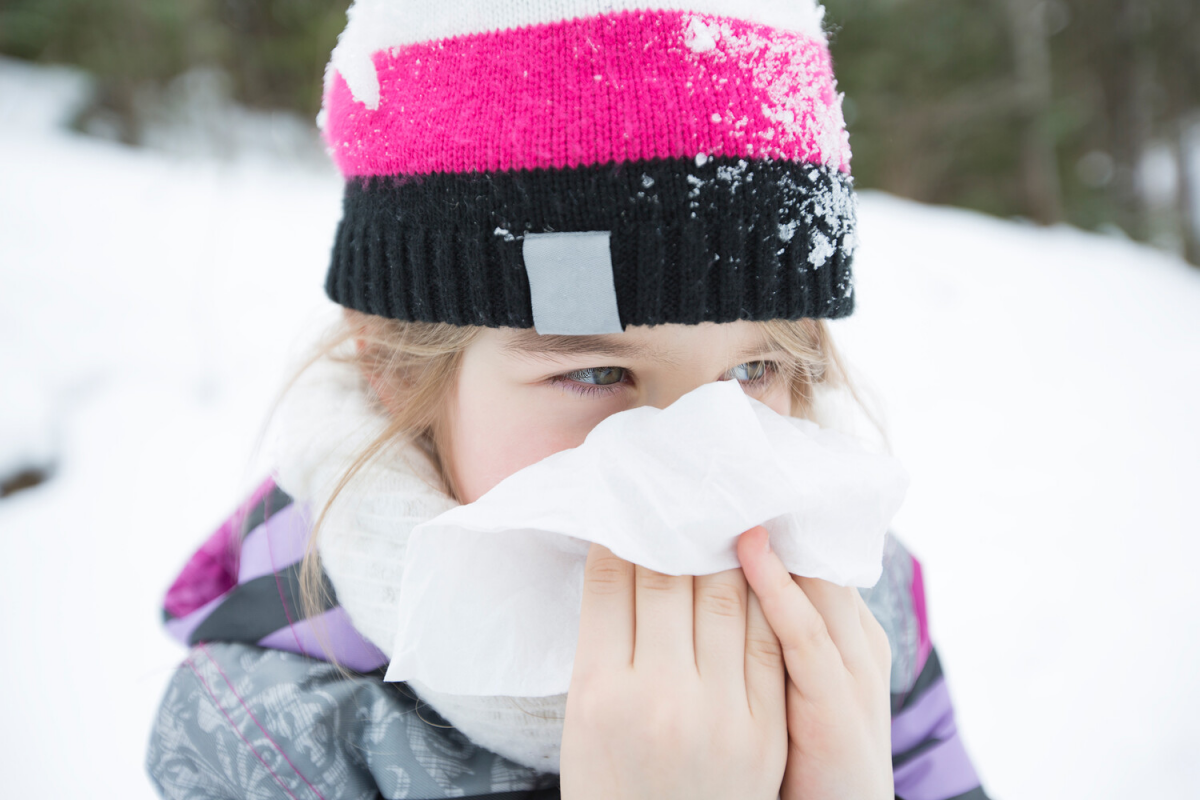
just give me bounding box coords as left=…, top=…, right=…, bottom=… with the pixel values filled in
left=384, top=379, right=909, bottom=696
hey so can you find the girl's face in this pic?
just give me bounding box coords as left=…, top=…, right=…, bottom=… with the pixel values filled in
left=447, top=321, right=793, bottom=503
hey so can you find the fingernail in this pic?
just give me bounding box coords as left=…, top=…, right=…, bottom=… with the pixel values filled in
left=761, top=528, right=772, bottom=556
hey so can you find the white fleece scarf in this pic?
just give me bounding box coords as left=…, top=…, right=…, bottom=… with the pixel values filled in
left=268, top=355, right=568, bottom=773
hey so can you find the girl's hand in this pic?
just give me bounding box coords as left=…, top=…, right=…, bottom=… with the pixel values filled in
left=737, top=526, right=894, bottom=800
left=560, top=543, right=788, bottom=800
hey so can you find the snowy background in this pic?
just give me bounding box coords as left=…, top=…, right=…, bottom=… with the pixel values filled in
left=1, top=56, right=1198, bottom=798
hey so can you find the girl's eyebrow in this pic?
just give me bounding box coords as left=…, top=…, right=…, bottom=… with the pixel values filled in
left=500, top=330, right=781, bottom=365
left=501, top=331, right=666, bottom=361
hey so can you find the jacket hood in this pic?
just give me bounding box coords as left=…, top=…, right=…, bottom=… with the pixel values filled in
left=161, top=477, right=388, bottom=673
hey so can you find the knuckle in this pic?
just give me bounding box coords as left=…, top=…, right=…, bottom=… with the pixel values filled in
left=637, top=568, right=680, bottom=594
left=770, top=565, right=801, bottom=598
left=744, top=630, right=783, bottom=669
left=696, top=581, right=745, bottom=619
left=584, top=556, right=629, bottom=596
left=798, top=614, right=832, bottom=652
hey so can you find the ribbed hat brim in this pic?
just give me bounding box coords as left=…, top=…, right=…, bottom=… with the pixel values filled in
left=326, top=155, right=855, bottom=328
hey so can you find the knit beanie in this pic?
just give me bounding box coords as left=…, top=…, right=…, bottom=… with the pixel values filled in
left=319, top=0, right=857, bottom=334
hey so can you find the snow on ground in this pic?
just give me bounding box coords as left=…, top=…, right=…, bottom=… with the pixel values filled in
left=1, top=56, right=1198, bottom=798
left=0, top=57, right=343, bottom=797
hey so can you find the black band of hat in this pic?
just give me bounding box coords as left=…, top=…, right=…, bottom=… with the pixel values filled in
left=325, top=156, right=856, bottom=328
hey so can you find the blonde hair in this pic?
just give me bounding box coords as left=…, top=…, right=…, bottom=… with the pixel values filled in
left=287, top=308, right=880, bottom=632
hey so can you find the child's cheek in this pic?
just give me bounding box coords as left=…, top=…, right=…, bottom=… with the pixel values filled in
left=449, top=380, right=607, bottom=504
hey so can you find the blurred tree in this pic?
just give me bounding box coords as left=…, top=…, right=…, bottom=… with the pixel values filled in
left=825, top=0, right=1200, bottom=264
left=1057, top=0, right=1199, bottom=260
left=1006, top=0, right=1063, bottom=223
left=1151, top=0, right=1200, bottom=264
left=0, top=0, right=219, bottom=141
left=0, top=0, right=348, bottom=141
left=214, top=0, right=350, bottom=116
left=823, top=0, right=1026, bottom=219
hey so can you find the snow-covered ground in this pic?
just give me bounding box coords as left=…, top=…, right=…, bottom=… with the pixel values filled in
left=2, top=57, right=1198, bottom=798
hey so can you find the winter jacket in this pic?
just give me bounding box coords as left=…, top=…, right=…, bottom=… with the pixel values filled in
left=146, top=477, right=990, bottom=800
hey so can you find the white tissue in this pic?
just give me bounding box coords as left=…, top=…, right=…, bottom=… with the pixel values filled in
left=384, top=379, right=908, bottom=696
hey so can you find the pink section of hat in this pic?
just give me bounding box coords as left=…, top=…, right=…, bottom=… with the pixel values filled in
left=322, top=10, right=851, bottom=177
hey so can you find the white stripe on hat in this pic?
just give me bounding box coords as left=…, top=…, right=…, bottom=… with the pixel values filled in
left=328, top=0, right=829, bottom=109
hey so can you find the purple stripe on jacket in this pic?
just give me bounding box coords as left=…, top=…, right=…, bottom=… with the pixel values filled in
left=891, top=678, right=981, bottom=800
left=893, top=735, right=983, bottom=800
left=165, top=593, right=227, bottom=647
left=258, top=606, right=388, bottom=673
left=163, top=478, right=276, bottom=619
left=238, top=502, right=311, bottom=583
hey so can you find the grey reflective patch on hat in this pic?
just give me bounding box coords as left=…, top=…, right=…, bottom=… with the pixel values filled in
left=522, top=231, right=623, bottom=335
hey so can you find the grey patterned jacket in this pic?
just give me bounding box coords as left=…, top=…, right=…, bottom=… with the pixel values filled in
left=146, top=479, right=988, bottom=800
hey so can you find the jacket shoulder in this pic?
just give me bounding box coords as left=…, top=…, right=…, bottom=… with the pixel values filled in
left=862, top=533, right=931, bottom=697
left=146, top=642, right=556, bottom=800
left=866, top=536, right=991, bottom=800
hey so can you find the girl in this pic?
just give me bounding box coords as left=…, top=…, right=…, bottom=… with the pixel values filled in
left=147, top=2, right=988, bottom=798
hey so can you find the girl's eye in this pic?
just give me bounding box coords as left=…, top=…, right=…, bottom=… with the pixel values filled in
left=725, top=361, right=777, bottom=386
left=569, top=367, right=626, bottom=386
left=550, top=366, right=630, bottom=397
left=550, top=361, right=778, bottom=398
